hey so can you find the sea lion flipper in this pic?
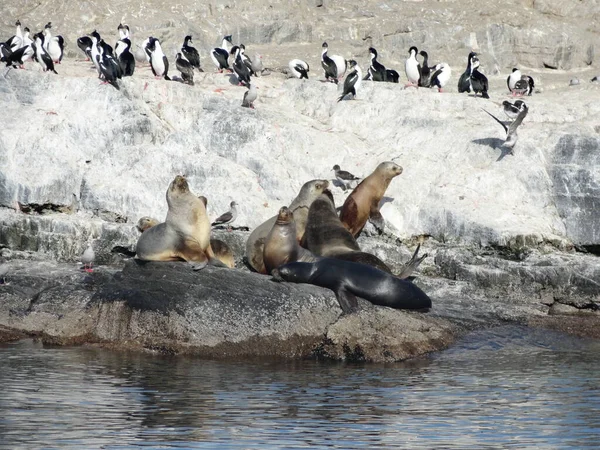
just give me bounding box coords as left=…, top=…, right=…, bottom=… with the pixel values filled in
left=397, top=244, right=428, bottom=280
left=335, top=287, right=359, bottom=314
left=368, top=209, right=385, bottom=235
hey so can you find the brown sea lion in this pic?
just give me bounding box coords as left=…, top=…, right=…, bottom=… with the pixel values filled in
left=137, top=214, right=236, bottom=268
left=135, top=175, right=218, bottom=269
left=303, top=189, right=425, bottom=279
left=263, top=206, right=318, bottom=274
left=245, top=179, right=329, bottom=274
left=340, top=161, right=403, bottom=237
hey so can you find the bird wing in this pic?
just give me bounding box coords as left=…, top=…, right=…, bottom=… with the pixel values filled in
left=482, top=109, right=508, bottom=133
left=212, top=211, right=233, bottom=225
left=508, top=104, right=528, bottom=134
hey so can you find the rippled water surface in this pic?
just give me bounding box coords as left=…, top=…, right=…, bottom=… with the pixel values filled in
left=1, top=326, right=600, bottom=449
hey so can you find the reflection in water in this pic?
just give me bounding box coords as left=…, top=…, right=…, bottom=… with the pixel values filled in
left=0, top=326, right=599, bottom=448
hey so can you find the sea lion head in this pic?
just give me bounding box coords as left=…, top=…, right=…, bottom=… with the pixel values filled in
left=170, top=175, right=190, bottom=193
left=299, top=179, right=329, bottom=202
left=136, top=216, right=159, bottom=232
left=276, top=262, right=315, bottom=283
left=377, top=161, right=403, bottom=181
left=276, top=206, right=293, bottom=224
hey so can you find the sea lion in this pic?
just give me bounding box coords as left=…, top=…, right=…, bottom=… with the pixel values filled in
left=245, top=179, right=329, bottom=274
left=135, top=175, right=216, bottom=268
left=272, top=258, right=432, bottom=314
left=340, top=161, right=403, bottom=237
left=303, top=190, right=426, bottom=279
left=263, top=206, right=317, bottom=274
left=136, top=203, right=235, bottom=268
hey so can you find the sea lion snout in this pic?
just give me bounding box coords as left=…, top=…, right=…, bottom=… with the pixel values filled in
left=171, top=175, right=190, bottom=192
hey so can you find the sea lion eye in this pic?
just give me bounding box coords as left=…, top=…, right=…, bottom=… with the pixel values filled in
left=315, top=183, right=322, bottom=189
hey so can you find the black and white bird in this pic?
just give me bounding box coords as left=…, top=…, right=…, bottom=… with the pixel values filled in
left=470, top=55, right=489, bottom=98
left=288, top=58, right=309, bottom=79
left=507, top=68, right=521, bottom=93
left=147, top=37, right=170, bottom=80
left=366, top=47, right=387, bottom=82
left=77, top=35, right=93, bottom=60
left=418, top=50, right=432, bottom=87
left=182, top=35, right=202, bottom=71
left=238, top=44, right=254, bottom=74
left=20, top=27, right=34, bottom=65
left=404, top=46, right=421, bottom=87
left=211, top=35, right=233, bottom=72
left=3, top=45, right=28, bottom=68
left=332, top=164, right=360, bottom=191
left=175, top=52, right=194, bottom=85
left=502, top=100, right=526, bottom=120
left=212, top=201, right=238, bottom=230
left=97, top=42, right=122, bottom=89
left=483, top=102, right=528, bottom=154
left=242, top=83, right=258, bottom=108
left=513, top=75, right=535, bottom=96
left=231, top=45, right=251, bottom=86
left=42, top=22, right=64, bottom=64
left=458, top=51, right=477, bottom=93
left=337, top=60, right=361, bottom=102
left=429, top=62, right=451, bottom=92
left=32, top=32, right=57, bottom=74
left=321, top=42, right=346, bottom=83
left=4, top=20, right=23, bottom=53
left=116, top=38, right=135, bottom=76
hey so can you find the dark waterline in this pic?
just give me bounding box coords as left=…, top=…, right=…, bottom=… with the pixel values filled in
left=1, top=326, right=599, bottom=449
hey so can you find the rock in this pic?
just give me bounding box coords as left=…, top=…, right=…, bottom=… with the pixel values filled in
left=570, top=77, right=581, bottom=86
left=0, top=259, right=457, bottom=361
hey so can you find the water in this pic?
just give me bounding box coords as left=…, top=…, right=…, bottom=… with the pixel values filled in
left=1, top=326, right=599, bottom=449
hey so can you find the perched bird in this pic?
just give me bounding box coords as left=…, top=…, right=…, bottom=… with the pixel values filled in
left=211, top=35, right=232, bottom=72
left=418, top=50, right=432, bottom=87
left=404, top=46, right=421, bottom=87
left=81, top=242, right=96, bottom=272
left=288, top=59, right=309, bottom=79
left=337, top=59, right=362, bottom=102
left=76, top=35, right=93, bottom=61
left=242, top=83, right=258, bottom=108
left=502, top=100, right=526, bottom=119
left=238, top=44, right=254, bottom=74
left=182, top=35, right=202, bottom=71
left=332, top=164, right=360, bottom=191
left=3, top=46, right=28, bottom=68
left=429, top=62, right=451, bottom=92
left=4, top=20, right=23, bottom=53
left=175, top=52, right=194, bottom=85
left=97, top=41, right=122, bottom=89
left=231, top=46, right=251, bottom=86
left=366, top=47, right=387, bottom=82
left=458, top=51, right=477, bottom=93
left=32, top=32, right=57, bottom=74
left=116, top=38, right=135, bottom=76
left=42, top=22, right=64, bottom=64
left=251, top=53, right=263, bottom=76
left=321, top=42, right=346, bottom=83
left=483, top=102, right=529, bottom=154
left=507, top=68, right=521, bottom=92
left=212, top=201, right=238, bottom=230
left=513, top=75, right=534, bottom=96
left=147, top=37, right=170, bottom=80
left=470, top=56, right=489, bottom=98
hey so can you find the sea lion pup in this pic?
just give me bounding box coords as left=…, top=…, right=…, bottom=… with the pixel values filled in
left=136, top=213, right=235, bottom=268
left=245, top=179, right=329, bottom=274
left=340, top=161, right=403, bottom=237
left=135, top=175, right=221, bottom=270
left=272, top=259, right=432, bottom=314
left=263, top=206, right=318, bottom=274
left=303, top=190, right=426, bottom=279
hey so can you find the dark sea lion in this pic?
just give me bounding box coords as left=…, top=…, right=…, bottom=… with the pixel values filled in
left=245, top=179, right=329, bottom=274
left=340, top=161, right=403, bottom=237
left=263, top=206, right=317, bottom=274
left=135, top=176, right=220, bottom=269
left=303, top=190, right=425, bottom=278
left=272, top=258, right=432, bottom=314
